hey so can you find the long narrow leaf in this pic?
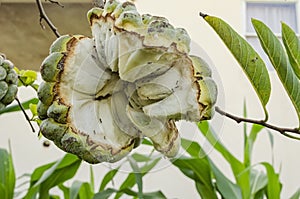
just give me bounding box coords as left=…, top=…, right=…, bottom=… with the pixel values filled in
left=201, top=14, right=271, bottom=119
left=173, top=157, right=218, bottom=199
left=128, top=157, right=143, bottom=199
left=210, top=161, right=242, bottom=199
left=261, top=162, right=281, bottom=199
left=250, top=170, right=268, bottom=198
left=24, top=154, right=81, bottom=198
left=115, top=157, right=160, bottom=199
left=198, top=121, right=250, bottom=198
left=282, top=22, right=300, bottom=79
left=252, top=19, right=300, bottom=125
left=0, top=148, right=15, bottom=199
left=99, top=168, right=119, bottom=191
left=289, top=188, right=300, bottom=199
left=0, top=98, right=38, bottom=115
left=244, top=124, right=264, bottom=167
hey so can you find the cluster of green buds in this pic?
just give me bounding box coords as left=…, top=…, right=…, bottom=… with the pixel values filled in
left=0, top=54, right=18, bottom=111
left=37, top=0, right=217, bottom=164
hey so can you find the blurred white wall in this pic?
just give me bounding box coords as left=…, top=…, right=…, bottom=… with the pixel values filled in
left=1, top=0, right=300, bottom=198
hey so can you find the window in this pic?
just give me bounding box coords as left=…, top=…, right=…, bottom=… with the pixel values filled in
left=245, top=2, right=298, bottom=69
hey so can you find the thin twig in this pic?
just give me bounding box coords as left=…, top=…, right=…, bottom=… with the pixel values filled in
left=36, top=0, right=60, bottom=38
left=15, top=97, right=35, bottom=133
left=215, top=106, right=300, bottom=137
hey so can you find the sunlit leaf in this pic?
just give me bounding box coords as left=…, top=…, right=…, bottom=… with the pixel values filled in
left=252, top=19, right=300, bottom=125
left=282, top=22, right=300, bottom=79
left=202, top=14, right=271, bottom=119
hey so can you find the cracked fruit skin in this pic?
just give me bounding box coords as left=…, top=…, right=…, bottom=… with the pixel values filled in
left=0, top=55, right=18, bottom=110
left=37, top=0, right=218, bottom=164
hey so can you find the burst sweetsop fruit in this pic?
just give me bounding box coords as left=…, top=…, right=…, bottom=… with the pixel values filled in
left=0, top=55, right=18, bottom=110
left=37, top=0, right=217, bottom=164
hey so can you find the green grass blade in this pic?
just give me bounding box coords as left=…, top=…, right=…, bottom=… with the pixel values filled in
left=0, top=148, right=16, bottom=199
left=202, top=14, right=271, bottom=119
left=93, top=188, right=116, bottom=199
left=198, top=121, right=251, bottom=198
left=250, top=170, right=268, bottom=197
left=24, top=154, right=81, bottom=198
left=70, top=181, right=83, bottom=199
left=260, top=162, right=281, bottom=199
left=282, top=22, right=300, bottom=79
left=252, top=19, right=300, bottom=126
left=173, top=157, right=218, bottom=199
left=244, top=124, right=264, bottom=167
left=210, top=161, right=242, bottom=199
left=99, top=168, right=119, bottom=191
left=58, top=184, right=70, bottom=199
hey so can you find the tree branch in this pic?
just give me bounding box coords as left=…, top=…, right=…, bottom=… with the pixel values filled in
left=15, top=97, right=35, bottom=133
left=215, top=106, right=300, bottom=139
left=36, top=0, right=61, bottom=38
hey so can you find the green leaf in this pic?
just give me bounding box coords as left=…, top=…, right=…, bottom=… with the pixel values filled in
left=202, top=14, right=271, bottom=119
left=173, top=157, right=218, bottom=199
left=282, top=22, right=300, bottom=79
left=17, top=69, right=37, bottom=87
left=94, top=188, right=166, bottom=199
left=252, top=19, right=300, bottom=126
left=210, top=161, right=242, bottom=199
left=261, top=162, right=281, bottom=199
left=289, top=188, right=300, bottom=199
left=89, top=166, right=95, bottom=193
left=58, top=184, right=70, bottom=199
left=93, top=188, right=115, bottom=199
left=99, top=168, right=119, bottom=191
left=115, top=157, right=160, bottom=199
left=244, top=124, right=264, bottom=167
left=70, top=181, right=94, bottom=199
left=128, top=157, right=143, bottom=199
left=0, top=98, right=38, bottom=115
left=250, top=170, right=267, bottom=198
left=0, top=148, right=16, bottom=199
left=25, top=154, right=81, bottom=199
left=131, top=153, right=152, bottom=162
left=79, top=182, right=94, bottom=198
left=198, top=121, right=250, bottom=198
left=181, top=138, right=206, bottom=158
left=70, top=181, right=83, bottom=199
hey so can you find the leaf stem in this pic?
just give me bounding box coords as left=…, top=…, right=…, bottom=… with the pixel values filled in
left=15, top=97, right=35, bottom=133
left=36, top=0, right=61, bottom=38
left=215, top=106, right=300, bottom=139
